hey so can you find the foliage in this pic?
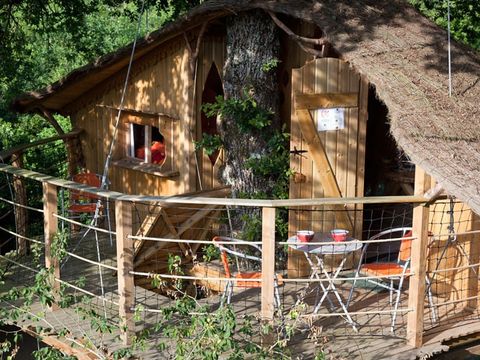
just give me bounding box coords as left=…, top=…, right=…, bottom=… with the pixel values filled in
left=152, top=295, right=309, bottom=360
left=0, top=228, right=327, bottom=359
left=261, top=58, right=282, bottom=73
left=245, top=128, right=293, bottom=200
left=409, top=0, right=480, bottom=49
left=202, top=244, right=220, bottom=262
left=202, top=93, right=291, bottom=200
left=32, top=347, right=76, bottom=360
left=203, top=93, right=273, bottom=133
left=0, top=0, right=184, bottom=179
left=194, top=133, right=223, bottom=156
left=201, top=90, right=292, bottom=243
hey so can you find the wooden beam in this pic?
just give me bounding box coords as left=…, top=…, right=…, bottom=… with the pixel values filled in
left=23, top=326, right=96, bottom=360
left=295, top=107, right=353, bottom=230
left=37, top=106, right=65, bottom=135
left=407, top=166, right=431, bottom=347
left=0, top=163, right=429, bottom=207
left=295, top=92, right=358, bottom=110
left=0, top=130, right=82, bottom=163
left=43, top=182, right=60, bottom=311
left=115, top=199, right=135, bottom=345
left=467, top=212, right=480, bottom=310
left=134, top=205, right=219, bottom=265
left=133, top=207, right=164, bottom=256
left=191, top=209, right=221, bottom=255
left=97, top=104, right=179, bottom=122
left=261, top=207, right=276, bottom=320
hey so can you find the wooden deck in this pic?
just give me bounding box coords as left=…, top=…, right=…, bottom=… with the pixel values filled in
left=1, top=231, right=479, bottom=359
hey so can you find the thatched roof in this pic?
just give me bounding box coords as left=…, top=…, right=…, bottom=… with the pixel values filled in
left=11, top=0, right=480, bottom=214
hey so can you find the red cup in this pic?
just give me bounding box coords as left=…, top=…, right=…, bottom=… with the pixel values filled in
left=330, top=229, right=349, bottom=242
left=297, top=230, right=314, bottom=242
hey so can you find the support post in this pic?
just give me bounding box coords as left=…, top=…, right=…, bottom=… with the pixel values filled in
left=407, top=167, right=431, bottom=347
left=43, top=182, right=60, bottom=311
left=115, top=199, right=135, bottom=345
left=12, top=152, right=28, bottom=255
left=261, top=207, right=276, bottom=320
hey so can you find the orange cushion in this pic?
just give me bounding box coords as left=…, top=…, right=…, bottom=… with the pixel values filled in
left=360, top=263, right=409, bottom=276
left=68, top=203, right=100, bottom=213
left=235, top=273, right=284, bottom=288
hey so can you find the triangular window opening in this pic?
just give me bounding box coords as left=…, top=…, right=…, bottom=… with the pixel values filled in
left=201, top=62, right=223, bottom=165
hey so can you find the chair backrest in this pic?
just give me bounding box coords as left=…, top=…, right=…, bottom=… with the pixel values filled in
left=212, top=236, right=261, bottom=278
left=398, top=230, right=413, bottom=262
left=71, top=173, right=101, bottom=201
left=369, top=227, right=413, bottom=263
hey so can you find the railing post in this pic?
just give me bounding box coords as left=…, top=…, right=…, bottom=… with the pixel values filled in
left=261, top=207, right=276, bottom=321
left=407, top=167, right=431, bottom=347
left=115, top=199, right=135, bottom=345
left=43, top=182, right=60, bottom=311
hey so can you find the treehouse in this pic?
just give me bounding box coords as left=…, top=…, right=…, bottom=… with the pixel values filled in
left=4, top=0, right=480, bottom=358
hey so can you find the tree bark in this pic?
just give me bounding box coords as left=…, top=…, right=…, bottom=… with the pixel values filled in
left=11, top=152, right=28, bottom=256
left=220, top=10, right=280, bottom=197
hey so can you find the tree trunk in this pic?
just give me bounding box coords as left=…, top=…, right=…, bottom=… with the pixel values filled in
left=220, top=10, right=280, bottom=197
left=11, top=152, right=28, bottom=256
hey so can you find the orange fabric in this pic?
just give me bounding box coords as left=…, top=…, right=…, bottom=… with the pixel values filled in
left=68, top=203, right=101, bottom=213
left=361, top=263, right=408, bottom=276
left=398, top=230, right=413, bottom=262
left=71, top=173, right=101, bottom=201
left=220, top=251, right=231, bottom=278
left=236, top=272, right=262, bottom=288
left=235, top=273, right=284, bottom=288
left=211, top=236, right=284, bottom=289
left=136, top=141, right=166, bottom=164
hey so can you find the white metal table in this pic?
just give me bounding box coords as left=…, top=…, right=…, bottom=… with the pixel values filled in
left=288, top=233, right=362, bottom=331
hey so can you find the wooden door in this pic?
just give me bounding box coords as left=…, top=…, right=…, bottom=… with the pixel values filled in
left=288, top=58, right=368, bottom=277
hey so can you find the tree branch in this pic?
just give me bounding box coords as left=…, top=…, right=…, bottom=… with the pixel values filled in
left=37, top=106, right=65, bottom=135
left=267, top=11, right=328, bottom=47
left=183, top=22, right=208, bottom=77
left=297, top=42, right=326, bottom=58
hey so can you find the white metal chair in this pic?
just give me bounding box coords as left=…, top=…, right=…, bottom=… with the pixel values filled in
left=212, top=236, right=283, bottom=307
left=346, top=227, right=437, bottom=332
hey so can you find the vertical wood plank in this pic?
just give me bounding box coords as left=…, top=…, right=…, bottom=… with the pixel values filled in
left=185, top=47, right=197, bottom=193
left=313, top=59, right=328, bottom=236
left=335, top=61, right=350, bottom=205
left=346, top=68, right=360, bottom=236
left=115, top=199, right=135, bottom=345
left=300, top=61, right=314, bottom=232
left=288, top=68, right=306, bottom=278
left=355, top=76, right=369, bottom=237
left=261, top=207, right=276, bottom=320
left=469, top=212, right=480, bottom=310
left=407, top=166, right=431, bottom=347
left=43, top=182, right=60, bottom=311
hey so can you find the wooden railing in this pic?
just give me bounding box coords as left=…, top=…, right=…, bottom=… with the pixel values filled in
left=0, top=163, right=434, bottom=347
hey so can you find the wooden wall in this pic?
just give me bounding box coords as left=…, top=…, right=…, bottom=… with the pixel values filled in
left=71, top=35, right=193, bottom=196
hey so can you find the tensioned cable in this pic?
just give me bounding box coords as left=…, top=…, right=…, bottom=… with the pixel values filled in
left=65, top=0, right=147, bottom=320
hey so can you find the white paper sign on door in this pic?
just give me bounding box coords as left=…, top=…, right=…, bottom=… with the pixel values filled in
left=315, top=108, right=345, bottom=131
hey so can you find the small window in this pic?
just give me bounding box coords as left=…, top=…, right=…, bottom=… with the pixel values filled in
left=129, top=123, right=166, bottom=166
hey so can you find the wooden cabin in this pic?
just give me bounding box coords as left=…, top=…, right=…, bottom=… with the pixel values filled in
left=11, top=0, right=480, bottom=347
